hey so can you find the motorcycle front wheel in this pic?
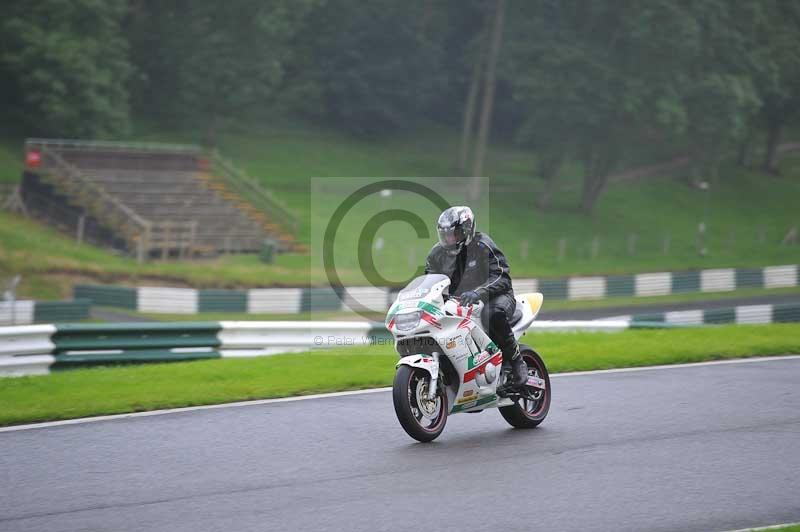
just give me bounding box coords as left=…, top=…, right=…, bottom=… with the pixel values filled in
left=393, top=365, right=448, bottom=442
left=499, top=345, right=551, bottom=429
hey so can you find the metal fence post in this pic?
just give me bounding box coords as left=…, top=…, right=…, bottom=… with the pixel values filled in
left=162, top=221, right=171, bottom=260
left=76, top=214, right=86, bottom=244
left=3, top=275, right=21, bottom=326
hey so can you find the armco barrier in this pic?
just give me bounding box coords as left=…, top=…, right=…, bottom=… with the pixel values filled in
left=2, top=306, right=799, bottom=376
left=0, top=299, right=90, bottom=325
left=51, top=322, right=222, bottom=369
left=217, top=321, right=390, bottom=356
left=74, top=264, right=800, bottom=315
left=0, top=325, right=57, bottom=376
left=0, top=320, right=631, bottom=376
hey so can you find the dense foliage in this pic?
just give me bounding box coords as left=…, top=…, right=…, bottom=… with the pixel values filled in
left=0, top=0, right=131, bottom=137
left=0, top=0, right=798, bottom=210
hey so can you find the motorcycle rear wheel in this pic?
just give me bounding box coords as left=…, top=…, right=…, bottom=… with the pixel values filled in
left=393, top=365, right=448, bottom=442
left=499, top=345, right=551, bottom=429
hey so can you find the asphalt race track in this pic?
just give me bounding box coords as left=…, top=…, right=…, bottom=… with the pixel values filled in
left=1, top=357, right=799, bottom=532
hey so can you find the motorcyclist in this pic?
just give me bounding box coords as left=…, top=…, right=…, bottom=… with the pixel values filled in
left=424, top=206, right=528, bottom=387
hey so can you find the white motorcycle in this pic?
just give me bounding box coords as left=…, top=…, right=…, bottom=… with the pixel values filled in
left=387, top=273, right=551, bottom=442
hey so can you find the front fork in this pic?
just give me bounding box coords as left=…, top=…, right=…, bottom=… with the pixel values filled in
left=426, top=351, right=440, bottom=400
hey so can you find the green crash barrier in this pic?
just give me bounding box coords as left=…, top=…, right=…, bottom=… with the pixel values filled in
left=53, top=322, right=222, bottom=351
left=51, top=322, right=222, bottom=368
left=52, top=349, right=220, bottom=369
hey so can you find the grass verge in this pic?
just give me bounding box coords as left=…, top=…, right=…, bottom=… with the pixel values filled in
left=0, top=324, right=798, bottom=426
left=2, top=125, right=800, bottom=298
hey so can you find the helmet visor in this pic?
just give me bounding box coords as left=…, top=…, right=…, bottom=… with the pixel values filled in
left=437, top=224, right=466, bottom=251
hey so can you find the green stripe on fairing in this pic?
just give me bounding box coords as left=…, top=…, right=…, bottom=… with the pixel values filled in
left=451, top=394, right=497, bottom=413
left=386, top=303, right=400, bottom=321
left=467, top=342, right=499, bottom=369
left=386, top=300, right=443, bottom=321
left=417, top=301, right=443, bottom=315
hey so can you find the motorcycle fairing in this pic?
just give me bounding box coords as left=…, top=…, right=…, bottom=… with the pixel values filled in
left=396, top=354, right=439, bottom=379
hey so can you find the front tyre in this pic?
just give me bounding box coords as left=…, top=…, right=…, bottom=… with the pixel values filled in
left=499, top=346, right=551, bottom=429
left=393, top=365, right=448, bottom=442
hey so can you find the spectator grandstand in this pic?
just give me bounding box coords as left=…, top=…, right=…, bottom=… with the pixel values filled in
left=20, top=139, right=298, bottom=260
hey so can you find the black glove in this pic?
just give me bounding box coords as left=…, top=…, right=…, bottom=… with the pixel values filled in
left=459, top=290, right=481, bottom=306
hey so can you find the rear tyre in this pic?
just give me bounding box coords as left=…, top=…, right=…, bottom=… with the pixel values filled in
left=393, top=365, right=448, bottom=442
left=499, top=346, right=551, bottom=429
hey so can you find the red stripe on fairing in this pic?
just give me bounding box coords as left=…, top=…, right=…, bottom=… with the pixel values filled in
left=463, top=352, right=503, bottom=383
left=421, top=312, right=442, bottom=329
left=457, top=305, right=473, bottom=329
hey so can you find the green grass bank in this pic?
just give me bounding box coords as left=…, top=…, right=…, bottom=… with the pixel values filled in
left=2, top=124, right=800, bottom=298
left=0, top=323, right=797, bottom=426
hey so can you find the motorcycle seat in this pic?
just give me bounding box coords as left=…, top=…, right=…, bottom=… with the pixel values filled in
left=510, top=292, right=543, bottom=338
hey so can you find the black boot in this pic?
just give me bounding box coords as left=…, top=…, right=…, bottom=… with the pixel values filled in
left=507, top=345, right=527, bottom=387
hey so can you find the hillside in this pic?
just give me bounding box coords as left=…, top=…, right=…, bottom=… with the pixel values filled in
left=1, top=123, right=799, bottom=298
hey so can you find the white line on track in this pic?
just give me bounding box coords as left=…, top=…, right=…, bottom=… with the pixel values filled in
left=1, top=355, right=798, bottom=434
left=720, top=521, right=800, bottom=532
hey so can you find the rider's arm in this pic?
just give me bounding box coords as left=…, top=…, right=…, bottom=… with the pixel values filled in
left=474, top=235, right=512, bottom=301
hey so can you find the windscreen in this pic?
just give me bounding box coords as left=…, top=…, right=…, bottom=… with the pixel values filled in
left=397, top=274, right=449, bottom=301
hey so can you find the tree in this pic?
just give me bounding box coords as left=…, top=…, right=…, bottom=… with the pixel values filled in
left=128, top=0, right=316, bottom=144
left=751, top=1, right=800, bottom=173
left=679, top=1, right=762, bottom=182
left=503, top=1, right=777, bottom=213
left=471, top=0, right=506, bottom=195
left=279, top=0, right=447, bottom=137
left=507, top=1, right=698, bottom=213
left=458, top=34, right=485, bottom=175
left=0, top=0, right=131, bottom=137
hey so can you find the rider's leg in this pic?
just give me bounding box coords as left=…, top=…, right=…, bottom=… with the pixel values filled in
left=482, top=293, right=527, bottom=386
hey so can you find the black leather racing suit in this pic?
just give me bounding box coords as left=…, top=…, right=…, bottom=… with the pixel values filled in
left=424, top=232, right=518, bottom=360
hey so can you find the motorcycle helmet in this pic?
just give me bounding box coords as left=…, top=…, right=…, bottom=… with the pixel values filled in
left=436, top=206, right=475, bottom=256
